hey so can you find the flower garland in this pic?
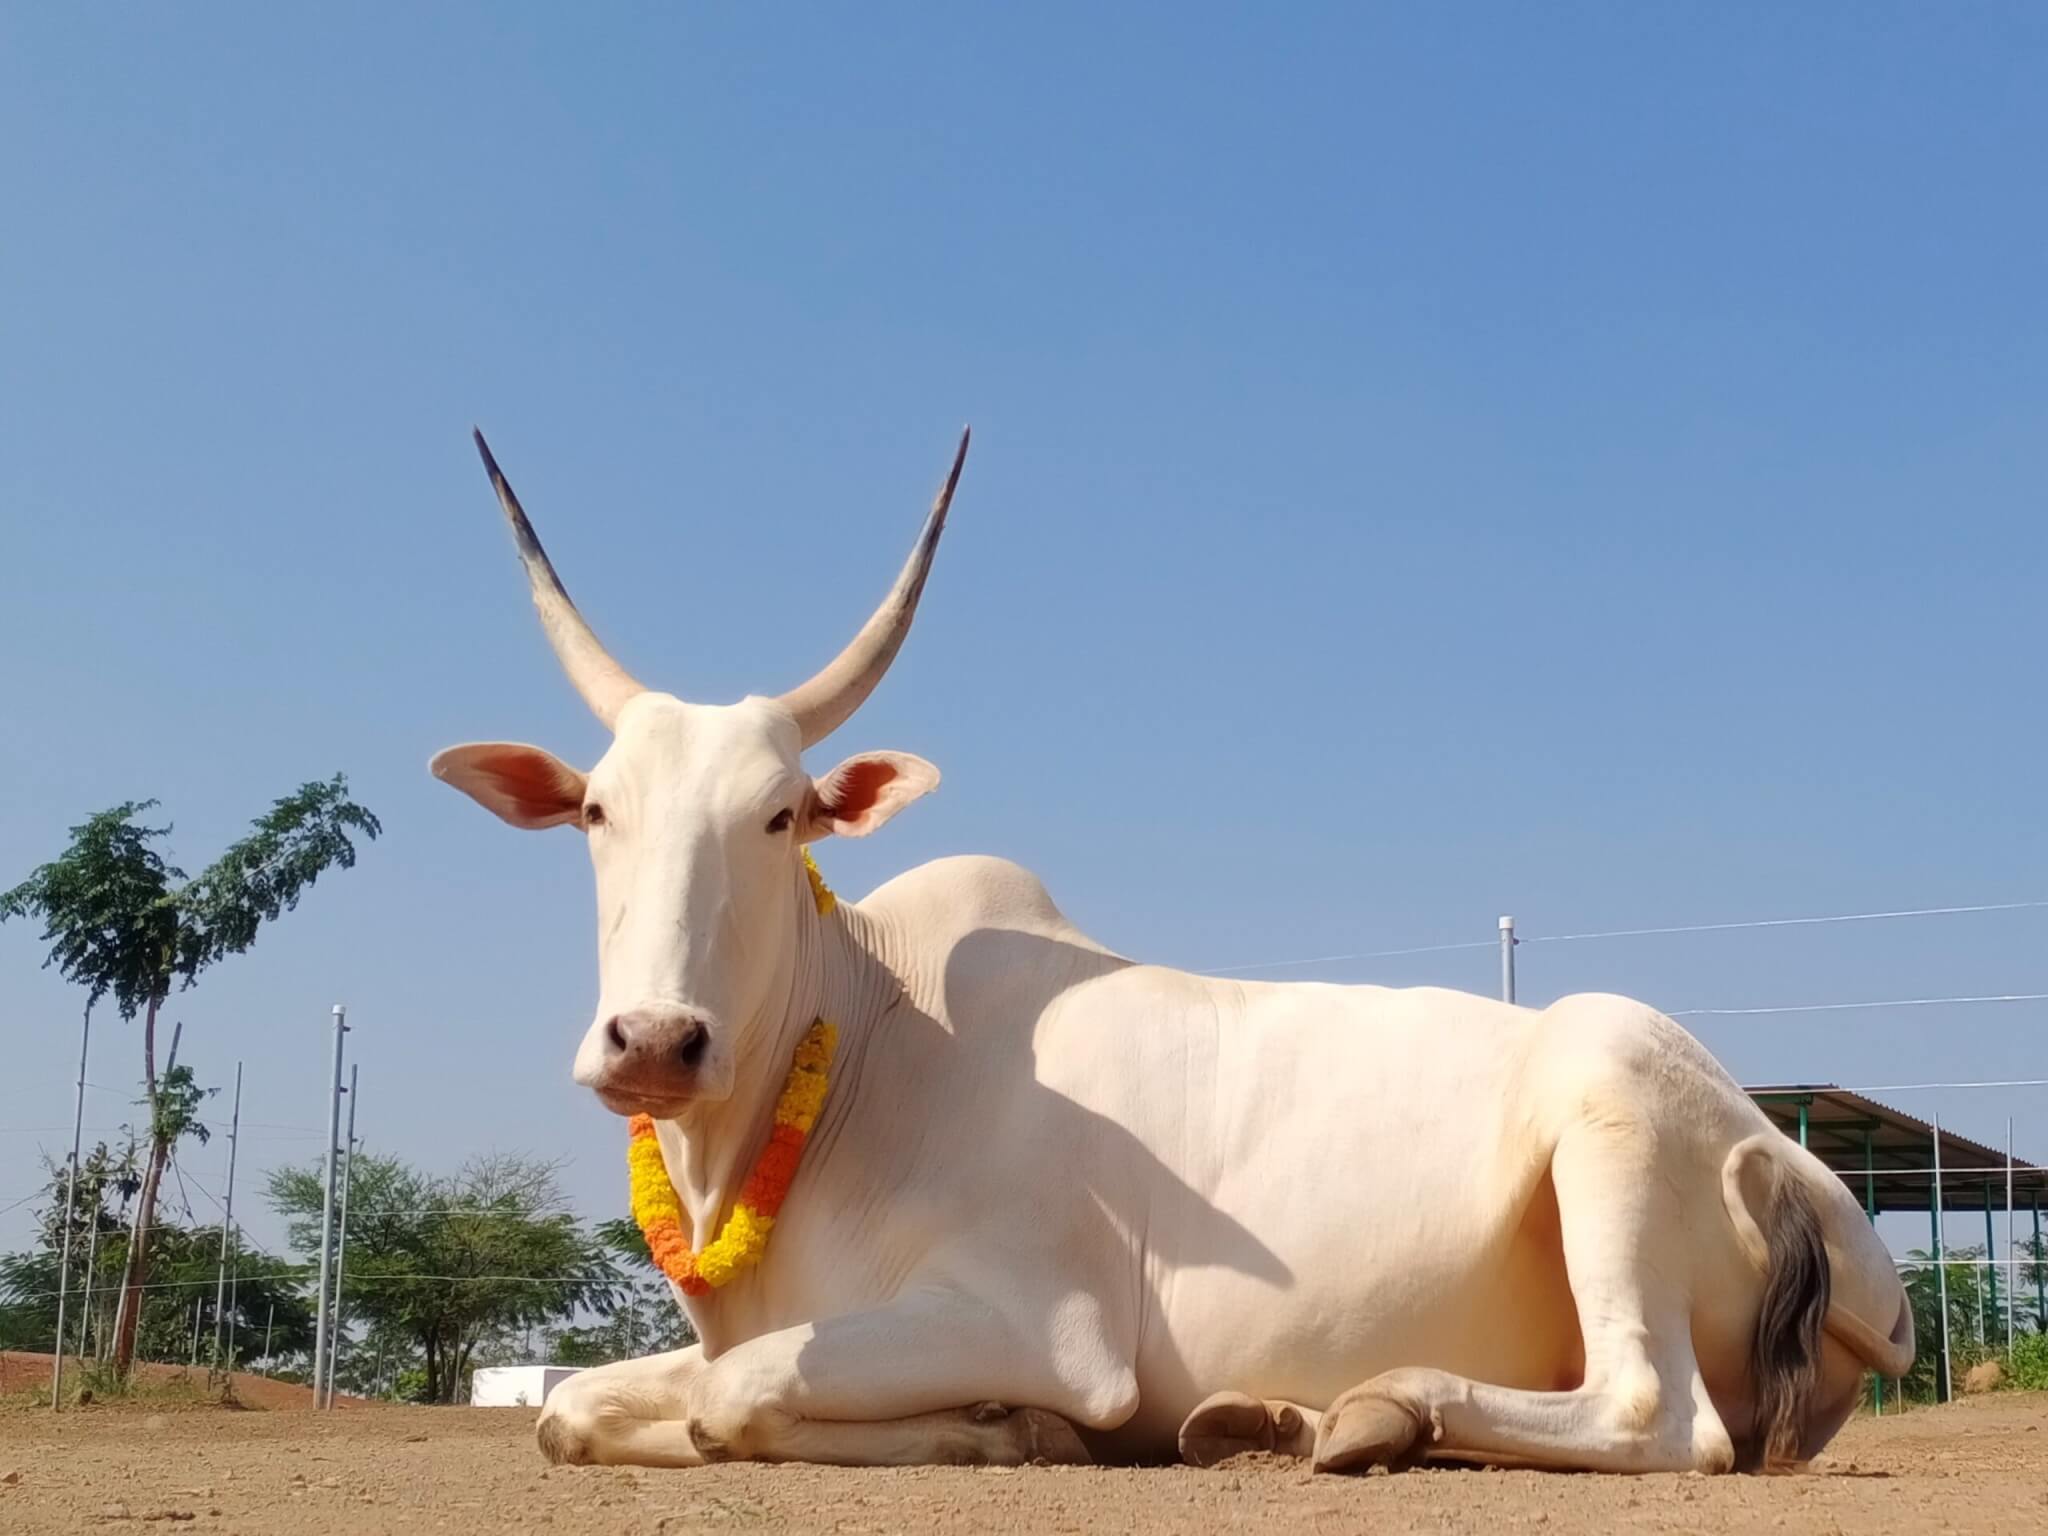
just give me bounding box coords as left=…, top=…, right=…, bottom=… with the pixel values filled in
left=803, top=846, right=836, bottom=916
left=627, top=1016, right=838, bottom=1296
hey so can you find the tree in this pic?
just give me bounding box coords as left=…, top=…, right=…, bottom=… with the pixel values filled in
left=0, top=1143, right=314, bottom=1377
left=2017, top=1230, right=2047, bottom=1332
left=269, top=1151, right=626, bottom=1402
left=0, top=1139, right=140, bottom=1358
left=548, top=1218, right=695, bottom=1366
left=1899, top=1243, right=1993, bottom=1402
left=2, top=775, right=380, bottom=1375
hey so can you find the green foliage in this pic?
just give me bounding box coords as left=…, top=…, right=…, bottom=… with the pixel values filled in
left=0, top=1142, right=138, bottom=1353
left=1892, top=1243, right=2040, bottom=1401
left=548, top=1217, right=694, bottom=1366
left=3, top=777, right=379, bottom=1378
left=148, top=1064, right=215, bottom=1147
left=2008, top=1329, right=2048, bottom=1392
left=0, top=801, right=182, bottom=1018
left=269, top=1150, right=629, bottom=1402
left=171, top=774, right=383, bottom=980
left=0, top=1148, right=315, bottom=1370
left=1, top=776, right=382, bottom=1015
left=2017, top=1232, right=2047, bottom=1326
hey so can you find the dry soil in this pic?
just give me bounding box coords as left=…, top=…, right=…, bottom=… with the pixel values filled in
left=2, top=1388, right=2045, bottom=1534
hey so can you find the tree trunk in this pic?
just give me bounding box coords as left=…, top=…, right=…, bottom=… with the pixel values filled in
left=109, top=995, right=165, bottom=1376
left=110, top=1134, right=167, bottom=1373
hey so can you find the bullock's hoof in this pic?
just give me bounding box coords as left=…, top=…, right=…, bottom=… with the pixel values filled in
left=1180, top=1391, right=1275, bottom=1467
left=1313, top=1391, right=1430, bottom=1475
left=1180, top=1392, right=1318, bottom=1467
left=536, top=1410, right=592, bottom=1466
left=1181, top=1393, right=1318, bottom=1467
left=1012, top=1407, right=1093, bottom=1466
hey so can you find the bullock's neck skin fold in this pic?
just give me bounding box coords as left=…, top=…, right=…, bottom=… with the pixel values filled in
left=656, top=854, right=903, bottom=1262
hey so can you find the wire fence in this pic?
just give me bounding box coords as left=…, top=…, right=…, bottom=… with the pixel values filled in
left=1196, top=896, right=2048, bottom=977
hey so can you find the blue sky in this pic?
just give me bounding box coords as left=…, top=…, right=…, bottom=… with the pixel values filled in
left=3, top=6, right=2044, bottom=1268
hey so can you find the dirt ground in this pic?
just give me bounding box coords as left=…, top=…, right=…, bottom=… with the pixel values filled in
left=0, top=1353, right=344, bottom=1412
left=2, top=1391, right=2045, bottom=1535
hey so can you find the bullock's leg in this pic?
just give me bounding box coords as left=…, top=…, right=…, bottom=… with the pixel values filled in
left=536, top=1344, right=710, bottom=1466
left=1178, top=1392, right=1319, bottom=1466
left=1316, top=1121, right=1737, bottom=1476
left=680, top=1289, right=1119, bottom=1467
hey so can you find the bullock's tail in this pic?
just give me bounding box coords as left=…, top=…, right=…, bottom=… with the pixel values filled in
left=1720, top=1135, right=1914, bottom=1471
left=1745, top=1161, right=1829, bottom=1469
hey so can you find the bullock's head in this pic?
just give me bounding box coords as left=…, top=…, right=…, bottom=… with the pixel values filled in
left=431, top=430, right=964, bottom=1118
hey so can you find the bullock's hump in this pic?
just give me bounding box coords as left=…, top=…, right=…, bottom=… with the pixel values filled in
left=860, top=855, right=1121, bottom=954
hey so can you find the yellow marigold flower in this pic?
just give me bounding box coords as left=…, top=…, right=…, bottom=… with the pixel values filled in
left=697, top=1205, right=774, bottom=1287
left=628, top=1018, right=836, bottom=1295
left=803, top=849, right=836, bottom=916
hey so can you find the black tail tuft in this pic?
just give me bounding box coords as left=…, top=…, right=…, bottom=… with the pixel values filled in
left=1747, top=1169, right=1831, bottom=1472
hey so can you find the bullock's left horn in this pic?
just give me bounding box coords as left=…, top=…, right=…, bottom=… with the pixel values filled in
left=774, top=428, right=970, bottom=748
left=472, top=429, right=648, bottom=729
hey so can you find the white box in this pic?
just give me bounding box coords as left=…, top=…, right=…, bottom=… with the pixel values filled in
left=470, top=1365, right=583, bottom=1407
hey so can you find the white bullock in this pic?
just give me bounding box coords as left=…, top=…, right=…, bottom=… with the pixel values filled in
left=432, top=430, right=1912, bottom=1474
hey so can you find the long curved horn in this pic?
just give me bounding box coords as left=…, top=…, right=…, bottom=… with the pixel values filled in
left=473, top=429, right=647, bottom=729
left=775, top=428, right=970, bottom=749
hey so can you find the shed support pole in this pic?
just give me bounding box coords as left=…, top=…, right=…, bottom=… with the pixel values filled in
left=1932, top=1114, right=1952, bottom=1404
left=2004, top=1119, right=2016, bottom=1356
left=1982, top=1183, right=1997, bottom=1347
left=1797, top=1101, right=1809, bottom=1150
left=1863, top=1131, right=1876, bottom=1223
left=2035, top=1199, right=2045, bottom=1330
left=1864, top=1131, right=1881, bottom=1414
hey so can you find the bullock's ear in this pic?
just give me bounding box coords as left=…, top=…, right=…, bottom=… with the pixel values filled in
left=430, top=743, right=588, bottom=830
left=807, top=752, right=939, bottom=840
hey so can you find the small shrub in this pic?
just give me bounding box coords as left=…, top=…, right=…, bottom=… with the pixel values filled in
left=2008, top=1330, right=2048, bottom=1392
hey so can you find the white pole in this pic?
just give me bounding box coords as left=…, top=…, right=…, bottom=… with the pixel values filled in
left=76, top=1213, right=100, bottom=1359
left=1499, top=916, right=1517, bottom=1004
left=312, top=1005, right=348, bottom=1407
left=226, top=1237, right=240, bottom=1376
left=51, top=1004, right=92, bottom=1411
left=323, top=1066, right=359, bottom=1408
left=211, top=1063, right=243, bottom=1375
left=1933, top=1112, right=1953, bottom=1403
left=262, top=1302, right=275, bottom=1364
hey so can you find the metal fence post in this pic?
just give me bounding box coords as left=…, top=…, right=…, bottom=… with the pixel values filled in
left=312, top=1005, right=348, bottom=1407
left=51, top=1004, right=92, bottom=1411
left=1499, top=916, right=1517, bottom=1004
left=211, top=1063, right=243, bottom=1376
left=323, top=1066, right=359, bottom=1408
left=1932, top=1113, right=1952, bottom=1403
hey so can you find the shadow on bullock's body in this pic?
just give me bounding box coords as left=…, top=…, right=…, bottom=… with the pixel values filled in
left=431, top=429, right=1913, bottom=1475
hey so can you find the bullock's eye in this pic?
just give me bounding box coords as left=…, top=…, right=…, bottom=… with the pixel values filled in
left=766, top=808, right=794, bottom=834
left=583, top=803, right=607, bottom=829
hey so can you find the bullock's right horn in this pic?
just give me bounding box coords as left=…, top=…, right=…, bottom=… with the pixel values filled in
left=774, top=428, right=970, bottom=748
left=473, top=429, right=647, bottom=729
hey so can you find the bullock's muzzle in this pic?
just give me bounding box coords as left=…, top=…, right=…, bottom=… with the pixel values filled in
left=578, top=1005, right=721, bottom=1117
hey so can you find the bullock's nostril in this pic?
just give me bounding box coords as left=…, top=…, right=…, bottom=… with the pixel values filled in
left=605, top=1015, right=628, bottom=1054
left=677, top=1020, right=709, bottom=1071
